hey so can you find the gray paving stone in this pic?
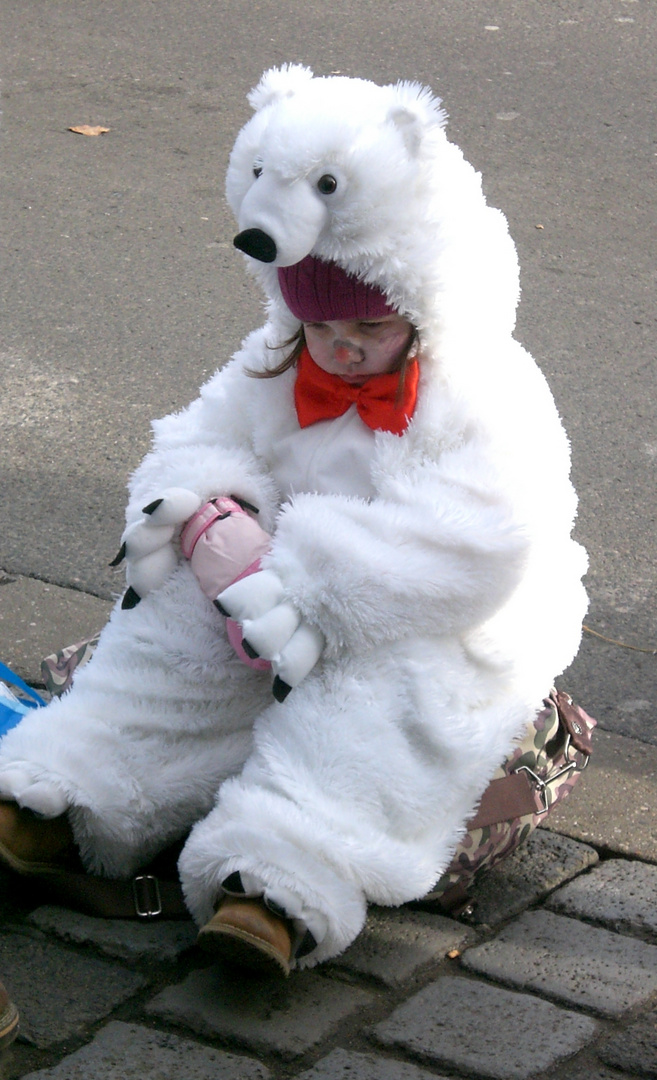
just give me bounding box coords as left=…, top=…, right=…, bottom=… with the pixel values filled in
left=373, top=975, right=597, bottom=1080
left=0, top=573, right=111, bottom=685
left=146, top=965, right=373, bottom=1060
left=0, top=929, right=146, bottom=1048
left=28, top=905, right=198, bottom=962
left=463, top=828, right=599, bottom=926
left=543, top=729, right=657, bottom=862
left=329, top=906, right=474, bottom=986
left=19, top=1020, right=271, bottom=1079
left=297, top=1047, right=450, bottom=1079
left=598, top=1008, right=657, bottom=1077
left=550, top=1062, right=627, bottom=1080
left=462, top=908, right=657, bottom=1017
left=546, top=859, right=657, bottom=943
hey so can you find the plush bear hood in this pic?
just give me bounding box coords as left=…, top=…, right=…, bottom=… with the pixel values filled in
left=226, top=65, right=520, bottom=350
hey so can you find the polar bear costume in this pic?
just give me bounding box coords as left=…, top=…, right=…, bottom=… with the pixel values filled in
left=0, top=66, right=587, bottom=966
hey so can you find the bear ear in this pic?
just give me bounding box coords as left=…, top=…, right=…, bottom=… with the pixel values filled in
left=386, top=106, right=425, bottom=158
left=386, top=82, right=447, bottom=156
left=248, top=64, right=314, bottom=112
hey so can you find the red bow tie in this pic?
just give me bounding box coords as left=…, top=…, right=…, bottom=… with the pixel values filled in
left=294, top=347, right=419, bottom=435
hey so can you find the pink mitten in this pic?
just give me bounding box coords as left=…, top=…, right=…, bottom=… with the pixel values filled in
left=180, top=497, right=272, bottom=670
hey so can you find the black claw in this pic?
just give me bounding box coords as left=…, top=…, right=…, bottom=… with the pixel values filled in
left=241, top=639, right=260, bottom=660
left=272, top=676, right=292, bottom=703
left=109, top=541, right=127, bottom=567
left=295, top=928, right=318, bottom=959
left=142, top=498, right=163, bottom=515
left=121, top=586, right=141, bottom=609
left=230, top=494, right=259, bottom=515
left=213, top=599, right=229, bottom=617
left=221, top=871, right=245, bottom=895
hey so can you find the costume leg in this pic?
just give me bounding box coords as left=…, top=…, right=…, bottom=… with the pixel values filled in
left=0, top=566, right=271, bottom=877
left=179, top=638, right=532, bottom=966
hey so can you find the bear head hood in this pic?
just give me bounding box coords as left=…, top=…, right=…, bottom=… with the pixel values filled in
left=226, top=65, right=520, bottom=349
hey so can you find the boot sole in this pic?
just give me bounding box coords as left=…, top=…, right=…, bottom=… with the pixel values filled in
left=197, top=923, right=290, bottom=977
left=0, top=1000, right=19, bottom=1051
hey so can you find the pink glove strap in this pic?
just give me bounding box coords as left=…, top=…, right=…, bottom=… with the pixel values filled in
left=180, top=497, right=243, bottom=559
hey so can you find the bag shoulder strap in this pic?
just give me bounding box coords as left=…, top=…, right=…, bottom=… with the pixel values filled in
left=468, top=689, right=595, bottom=830
left=36, top=865, right=188, bottom=920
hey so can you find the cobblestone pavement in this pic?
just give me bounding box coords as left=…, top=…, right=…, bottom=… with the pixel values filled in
left=3, top=795, right=657, bottom=1079
left=1, top=581, right=656, bottom=1079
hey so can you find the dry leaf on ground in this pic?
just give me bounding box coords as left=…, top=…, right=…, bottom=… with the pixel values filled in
left=68, top=125, right=110, bottom=136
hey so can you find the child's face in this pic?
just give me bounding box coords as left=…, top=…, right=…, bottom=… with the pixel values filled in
left=304, top=315, right=415, bottom=385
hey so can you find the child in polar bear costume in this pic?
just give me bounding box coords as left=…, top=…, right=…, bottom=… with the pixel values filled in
left=0, top=65, right=588, bottom=974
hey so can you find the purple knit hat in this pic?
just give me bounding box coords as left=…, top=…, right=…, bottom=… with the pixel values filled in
left=278, top=255, right=396, bottom=322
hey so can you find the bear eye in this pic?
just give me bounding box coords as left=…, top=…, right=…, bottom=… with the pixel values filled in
left=253, top=164, right=263, bottom=179
left=317, top=174, right=338, bottom=195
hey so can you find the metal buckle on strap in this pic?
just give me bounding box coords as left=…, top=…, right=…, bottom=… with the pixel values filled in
left=514, top=733, right=589, bottom=817
left=132, top=874, right=163, bottom=918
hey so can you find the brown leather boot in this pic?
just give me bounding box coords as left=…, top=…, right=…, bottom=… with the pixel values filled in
left=197, top=896, right=293, bottom=977
left=0, top=979, right=19, bottom=1050
left=0, top=801, right=79, bottom=876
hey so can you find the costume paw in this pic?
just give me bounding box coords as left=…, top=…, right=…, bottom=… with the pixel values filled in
left=140, top=488, right=203, bottom=527
left=272, top=621, right=325, bottom=702
left=113, top=488, right=203, bottom=608
left=217, top=571, right=325, bottom=699
left=221, top=869, right=266, bottom=897
left=263, top=884, right=328, bottom=958
left=0, top=767, right=69, bottom=817
left=124, top=544, right=179, bottom=601
left=241, top=601, right=301, bottom=660
left=119, top=519, right=176, bottom=561
left=217, top=569, right=286, bottom=621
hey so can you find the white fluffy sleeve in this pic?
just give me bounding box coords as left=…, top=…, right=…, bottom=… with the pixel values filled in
left=264, top=441, right=529, bottom=657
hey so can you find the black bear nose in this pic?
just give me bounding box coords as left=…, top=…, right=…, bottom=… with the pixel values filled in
left=233, top=228, right=277, bottom=263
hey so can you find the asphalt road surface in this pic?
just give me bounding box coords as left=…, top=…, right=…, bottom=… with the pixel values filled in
left=1, top=0, right=655, bottom=740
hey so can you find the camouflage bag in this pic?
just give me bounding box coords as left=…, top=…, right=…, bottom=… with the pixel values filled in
left=424, top=689, right=596, bottom=914
left=41, top=636, right=100, bottom=697
left=39, top=642, right=595, bottom=920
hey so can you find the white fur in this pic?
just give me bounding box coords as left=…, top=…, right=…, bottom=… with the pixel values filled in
left=0, top=68, right=587, bottom=965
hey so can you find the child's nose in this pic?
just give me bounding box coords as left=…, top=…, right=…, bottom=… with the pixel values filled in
left=333, top=341, right=361, bottom=365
